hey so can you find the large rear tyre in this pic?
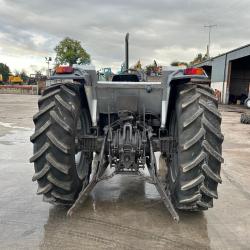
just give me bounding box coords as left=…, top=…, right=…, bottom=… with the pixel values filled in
left=167, top=83, right=224, bottom=210
left=30, top=83, right=92, bottom=205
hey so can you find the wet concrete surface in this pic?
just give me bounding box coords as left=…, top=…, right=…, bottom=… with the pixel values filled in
left=0, top=94, right=250, bottom=249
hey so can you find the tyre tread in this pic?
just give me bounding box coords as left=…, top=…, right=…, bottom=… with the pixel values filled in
left=167, top=83, right=223, bottom=211
left=30, top=83, right=91, bottom=205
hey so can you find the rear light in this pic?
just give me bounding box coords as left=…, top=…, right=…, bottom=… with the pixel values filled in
left=56, top=66, right=74, bottom=74
left=184, top=68, right=204, bottom=75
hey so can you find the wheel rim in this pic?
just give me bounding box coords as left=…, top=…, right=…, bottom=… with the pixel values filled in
left=75, top=113, right=91, bottom=180
left=246, top=99, right=250, bottom=108
left=75, top=151, right=82, bottom=166
left=169, top=113, right=178, bottom=183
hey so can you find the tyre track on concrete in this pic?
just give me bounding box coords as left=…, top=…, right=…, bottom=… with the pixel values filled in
left=222, top=168, right=250, bottom=200
left=41, top=223, right=142, bottom=250
left=40, top=211, right=208, bottom=249
left=76, top=215, right=207, bottom=249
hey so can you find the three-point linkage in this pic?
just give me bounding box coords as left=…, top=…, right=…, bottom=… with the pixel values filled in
left=67, top=115, right=179, bottom=222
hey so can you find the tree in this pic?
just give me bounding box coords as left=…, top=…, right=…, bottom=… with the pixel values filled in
left=0, top=63, right=10, bottom=82
left=171, top=61, right=189, bottom=67
left=54, top=37, right=91, bottom=66
left=145, top=60, right=162, bottom=76
left=20, top=70, right=29, bottom=82
left=133, top=59, right=142, bottom=70
left=190, top=53, right=208, bottom=65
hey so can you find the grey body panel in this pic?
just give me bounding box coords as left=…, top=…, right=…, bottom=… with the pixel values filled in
left=96, top=81, right=163, bottom=114
left=49, top=66, right=207, bottom=128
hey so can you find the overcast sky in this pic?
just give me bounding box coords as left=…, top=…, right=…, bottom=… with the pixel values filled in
left=0, top=0, right=249, bottom=73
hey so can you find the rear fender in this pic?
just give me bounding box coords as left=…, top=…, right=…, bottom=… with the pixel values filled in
left=161, top=69, right=208, bottom=128
left=48, top=67, right=97, bottom=127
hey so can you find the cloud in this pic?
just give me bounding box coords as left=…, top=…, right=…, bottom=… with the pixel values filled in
left=0, top=0, right=250, bottom=73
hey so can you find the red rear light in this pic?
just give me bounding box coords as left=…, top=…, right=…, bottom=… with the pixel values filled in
left=56, top=66, right=74, bottom=74
left=184, top=68, right=204, bottom=75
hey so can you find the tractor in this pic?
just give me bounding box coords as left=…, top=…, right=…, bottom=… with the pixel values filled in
left=30, top=34, right=224, bottom=221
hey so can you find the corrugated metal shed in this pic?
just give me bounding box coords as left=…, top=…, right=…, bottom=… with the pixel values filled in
left=196, top=44, right=250, bottom=104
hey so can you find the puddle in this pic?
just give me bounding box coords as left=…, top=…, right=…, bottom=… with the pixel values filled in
left=0, top=121, right=31, bottom=131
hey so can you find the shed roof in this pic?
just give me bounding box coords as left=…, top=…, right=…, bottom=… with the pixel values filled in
left=195, top=43, right=250, bottom=67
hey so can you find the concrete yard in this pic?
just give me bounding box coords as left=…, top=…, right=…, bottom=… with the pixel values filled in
left=0, top=94, right=250, bottom=250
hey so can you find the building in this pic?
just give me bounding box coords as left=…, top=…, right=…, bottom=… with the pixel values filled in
left=196, top=44, right=250, bottom=104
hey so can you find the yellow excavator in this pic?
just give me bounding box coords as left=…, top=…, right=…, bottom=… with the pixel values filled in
left=8, top=75, right=23, bottom=84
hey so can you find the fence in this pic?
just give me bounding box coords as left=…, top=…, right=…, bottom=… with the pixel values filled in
left=0, top=85, right=38, bottom=95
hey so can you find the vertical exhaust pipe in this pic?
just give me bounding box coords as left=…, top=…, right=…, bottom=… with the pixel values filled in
left=125, top=33, right=129, bottom=71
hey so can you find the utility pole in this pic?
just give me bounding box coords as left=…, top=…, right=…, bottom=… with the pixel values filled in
left=45, top=57, right=52, bottom=77
left=204, top=24, right=217, bottom=58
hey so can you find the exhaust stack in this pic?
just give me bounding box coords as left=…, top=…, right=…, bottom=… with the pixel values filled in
left=125, top=33, right=129, bottom=71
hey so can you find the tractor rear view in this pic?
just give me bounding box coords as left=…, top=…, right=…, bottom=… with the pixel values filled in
left=30, top=34, right=224, bottom=221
